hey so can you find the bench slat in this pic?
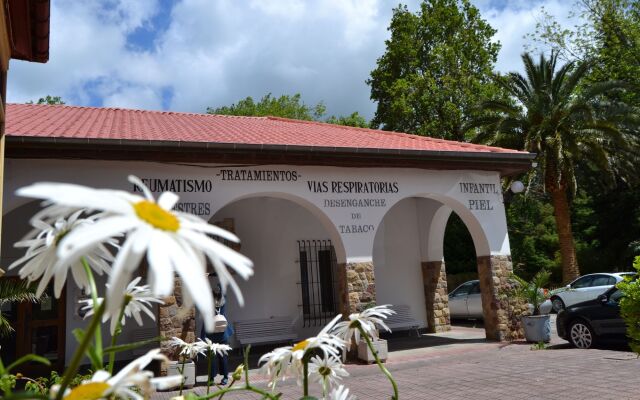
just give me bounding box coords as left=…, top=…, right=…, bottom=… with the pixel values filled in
left=234, top=317, right=298, bottom=346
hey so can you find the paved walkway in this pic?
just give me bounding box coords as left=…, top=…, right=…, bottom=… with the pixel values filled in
left=154, top=320, right=640, bottom=399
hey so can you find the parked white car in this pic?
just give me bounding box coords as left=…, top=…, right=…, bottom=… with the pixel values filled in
left=448, top=280, right=553, bottom=319
left=449, top=280, right=483, bottom=319
left=549, top=272, right=635, bottom=312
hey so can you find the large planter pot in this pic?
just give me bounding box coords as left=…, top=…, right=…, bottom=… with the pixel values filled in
left=522, top=314, right=551, bottom=343
left=167, top=360, right=195, bottom=389
left=357, top=339, right=388, bottom=363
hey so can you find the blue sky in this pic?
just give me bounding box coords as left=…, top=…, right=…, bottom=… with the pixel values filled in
left=7, top=0, right=575, bottom=120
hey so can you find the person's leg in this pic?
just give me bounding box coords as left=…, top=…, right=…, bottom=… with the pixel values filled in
left=220, top=353, right=229, bottom=385
left=209, top=351, right=218, bottom=384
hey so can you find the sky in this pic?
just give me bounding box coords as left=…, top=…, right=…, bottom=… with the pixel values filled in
left=7, top=0, right=577, bottom=120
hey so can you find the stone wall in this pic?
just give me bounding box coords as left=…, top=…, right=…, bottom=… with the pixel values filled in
left=158, top=277, right=196, bottom=375
left=344, top=262, right=376, bottom=313
left=476, top=255, right=526, bottom=341
left=421, top=261, right=451, bottom=333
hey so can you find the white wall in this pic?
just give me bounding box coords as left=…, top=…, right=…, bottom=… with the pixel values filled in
left=373, top=198, right=428, bottom=328
left=195, top=196, right=336, bottom=342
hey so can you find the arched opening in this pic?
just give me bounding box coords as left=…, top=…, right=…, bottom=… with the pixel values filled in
left=373, top=195, right=512, bottom=340
left=200, top=194, right=347, bottom=342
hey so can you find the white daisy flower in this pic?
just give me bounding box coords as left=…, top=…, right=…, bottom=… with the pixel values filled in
left=8, top=209, right=114, bottom=297
left=50, top=349, right=181, bottom=400
left=17, top=176, right=254, bottom=332
left=327, top=384, right=356, bottom=400
left=291, top=315, right=346, bottom=361
left=258, top=346, right=299, bottom=389
left=195, top=337, right=232, bottom=356
left=80, top=276, right=164, bottom=334
left=309, top=355, right=349, bottom=395
left=259, top=315, right=346, bottom=388
left=169, top=337, right=205, bottom=360
left=331, top=305, right=395, bottom=349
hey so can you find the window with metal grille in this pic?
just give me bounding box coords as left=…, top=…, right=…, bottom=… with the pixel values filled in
left=297, top=240, right=338, bottom=327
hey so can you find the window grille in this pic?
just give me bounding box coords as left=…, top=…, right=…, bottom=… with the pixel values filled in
left=297, top=240, right=338, bottom=327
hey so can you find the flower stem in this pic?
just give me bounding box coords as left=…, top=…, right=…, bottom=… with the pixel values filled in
left=178, top=357, right=186, bottom=396
left=207, top=349, right=212, bottom=395
left=359, top=327, right=398, bottom=400
left=55, top=300, right=106, bottom=400
left=81, top=258, right=103, bottom=368
left=107, top=298, right=129, bottom=374
left=198, top=385, right=278, bottom=399
left=302, top=351, right=313, bottom=397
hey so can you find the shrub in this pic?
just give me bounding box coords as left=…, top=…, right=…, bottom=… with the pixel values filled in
left=618, top=256, right=640, bottom=354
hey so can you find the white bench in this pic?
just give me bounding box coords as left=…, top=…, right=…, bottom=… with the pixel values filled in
left=385, top=305, right=421, bottom=337
left=234, top=316, right=298, bottom=347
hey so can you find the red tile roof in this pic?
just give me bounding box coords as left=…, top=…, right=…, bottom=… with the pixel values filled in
left=5, top=104, right=525, bottom=155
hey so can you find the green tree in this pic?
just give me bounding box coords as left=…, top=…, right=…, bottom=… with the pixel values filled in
left=526, top=0, right=640, bottom=105
left=468, top=52, right=632, bottom=283
left=207, top=93, right=326, bottom=121
left=325, top=112, right=369, bottom=128
left=367, top=0, right=502, bottom=140
left=207, top=93, right=369, bottom=127
left=27, top=95, right=65, bottom=105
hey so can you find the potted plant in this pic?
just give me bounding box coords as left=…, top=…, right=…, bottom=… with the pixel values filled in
left=510, top=269, right=552, bottom=343
left=356, top=302, right=389, bottom=363
left=357, top=337, right=388, bottom=363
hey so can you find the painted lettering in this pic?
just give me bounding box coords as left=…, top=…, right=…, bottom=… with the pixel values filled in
left=338, top=224, right=375, bottom=234
left=468, top=199, right=494, bottom=211
left=459, top=182, right=499, bottom=194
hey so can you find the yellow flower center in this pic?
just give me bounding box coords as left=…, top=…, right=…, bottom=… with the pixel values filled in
left=133, top=200, right=180, bottom=231
left=292, top=339, right=310, bottom=352
left=65, top=382, right=110, bottom=400
left=318, top=366, right=332, bottom=377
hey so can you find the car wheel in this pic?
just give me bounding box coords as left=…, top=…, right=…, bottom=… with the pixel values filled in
left=551, top=297, right=565, bottom=312
left=569, top=320, right=596, bottom=349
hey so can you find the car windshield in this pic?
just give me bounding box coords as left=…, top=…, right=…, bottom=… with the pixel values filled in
left=450, top=282, right=475, bottom=297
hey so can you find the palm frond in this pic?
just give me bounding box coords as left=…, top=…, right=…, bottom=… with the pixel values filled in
left=0, top=315, right=15, bottom=337
left=0, top=279, right=39, bottom=305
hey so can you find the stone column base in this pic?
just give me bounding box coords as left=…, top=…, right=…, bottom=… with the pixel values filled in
left=477, top=255, right=526, bottom=341
left=158, top=278, right=196, bottom=375
left=344, top=262, right=376, bottom=314
left=422, top=261, right=451, bottom=333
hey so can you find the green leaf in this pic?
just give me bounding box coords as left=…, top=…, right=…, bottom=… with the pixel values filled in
left=72, top=328, right=102, bottom=369
left=103, top=336, right=165, bottom=354
left=5, top=354, right=50, bottom=373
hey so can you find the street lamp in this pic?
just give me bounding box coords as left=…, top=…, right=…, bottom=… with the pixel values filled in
left=510, top=180, right=525, bottom=194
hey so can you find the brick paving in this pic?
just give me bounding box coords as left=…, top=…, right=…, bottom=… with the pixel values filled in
left=154, top=321, right=640, bottom=399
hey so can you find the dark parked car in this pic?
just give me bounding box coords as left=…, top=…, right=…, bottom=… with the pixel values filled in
left=556, top=286, right=627, bottom=349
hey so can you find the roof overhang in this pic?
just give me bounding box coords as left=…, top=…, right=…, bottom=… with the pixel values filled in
left=5, top=0, right=50, bottom=63
left=5, top=136, right=536, bottom=176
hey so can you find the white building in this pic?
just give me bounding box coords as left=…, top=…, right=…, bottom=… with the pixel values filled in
left=0, top=104, right=533, bottom=371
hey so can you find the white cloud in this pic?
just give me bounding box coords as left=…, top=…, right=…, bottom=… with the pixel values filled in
left=6, top=0, right=579, bottom=119
left=480, top=0, right=577, bottom=73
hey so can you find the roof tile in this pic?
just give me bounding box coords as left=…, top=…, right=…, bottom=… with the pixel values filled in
left=5, top=104, right=525, bottom=154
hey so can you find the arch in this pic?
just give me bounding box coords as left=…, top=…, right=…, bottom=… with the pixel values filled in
left=386, top=193, right=491, bottom=259
left=214, top=191, right=347, bottom=264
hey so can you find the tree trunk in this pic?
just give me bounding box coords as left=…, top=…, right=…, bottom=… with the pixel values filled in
left=550, top=188, right=580, bottom=283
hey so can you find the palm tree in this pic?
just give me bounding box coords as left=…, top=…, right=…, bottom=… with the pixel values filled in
left=0, top=278, right=39, bottom=337
left=468, top=52, right=633, bottom=283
